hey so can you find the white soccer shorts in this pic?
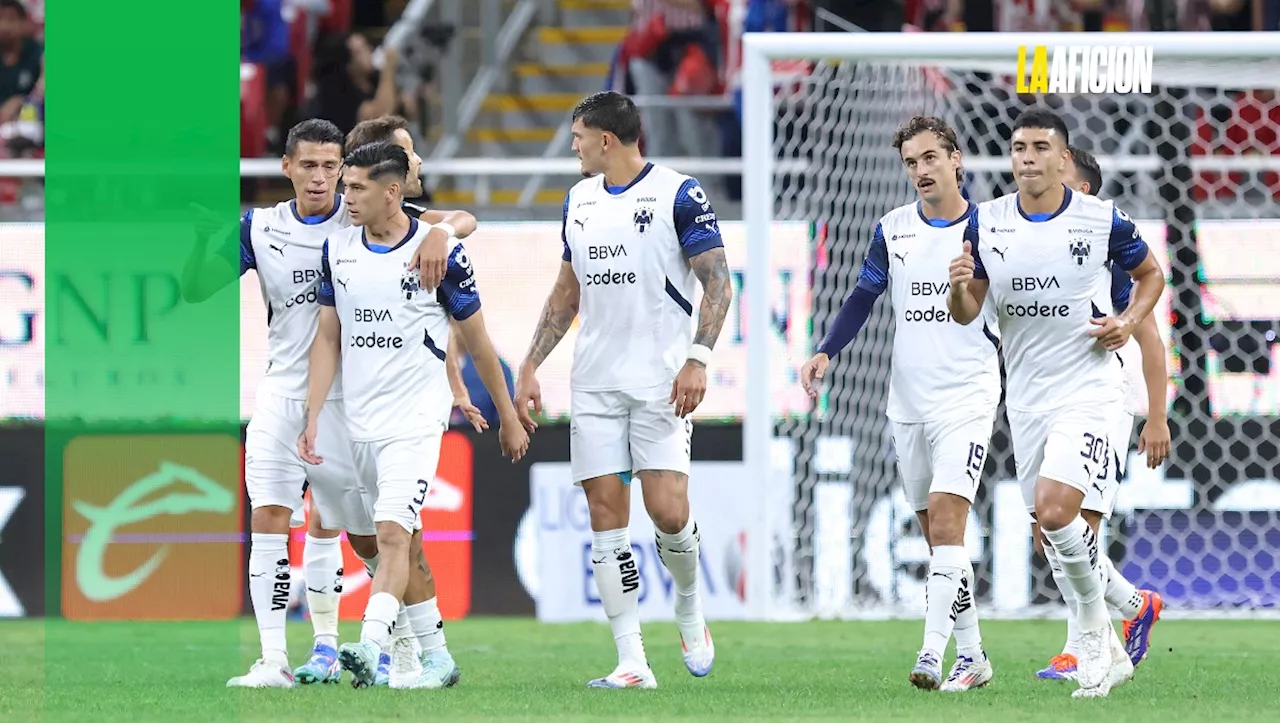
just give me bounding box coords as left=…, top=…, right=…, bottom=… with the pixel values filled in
left=352, top=427, right=443, bottom=534
left=1009, top=402, right=1118, bottom=515
left=244, top=395, right=375, bottom=536
left=569, top=384, right=693, bottom=485
left=892, top=409, right=997, bottom=513
left=1081, top=406, right=1135, bottom=518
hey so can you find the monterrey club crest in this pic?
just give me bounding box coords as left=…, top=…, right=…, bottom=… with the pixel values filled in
left=633, top=207, right=654, bottom=235
left=1069, top=238, right=1091, bottom=266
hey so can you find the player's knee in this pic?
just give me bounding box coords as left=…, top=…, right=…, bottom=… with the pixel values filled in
left=1034, top=483, right=1075, bottom=529
left=375, top=521, right=411, bottom=555
left=583, top=475, right=631, bottom=530
left=251, top=504, right=294, bottom=534
left=925, top=493, right=968, bottom=547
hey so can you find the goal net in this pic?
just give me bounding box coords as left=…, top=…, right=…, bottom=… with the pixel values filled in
left=740, top=33, right=1280, bottom=619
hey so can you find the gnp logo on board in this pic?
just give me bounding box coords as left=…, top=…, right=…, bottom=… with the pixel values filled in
left=1017, top=45, right=1153, bottom=95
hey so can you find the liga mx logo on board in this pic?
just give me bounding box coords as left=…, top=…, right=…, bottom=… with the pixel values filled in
left=1016, top=45, right=1153, bottom=95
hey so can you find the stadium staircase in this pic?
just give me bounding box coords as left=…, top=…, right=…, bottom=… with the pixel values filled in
left=434, top=0, right=632, bottom=211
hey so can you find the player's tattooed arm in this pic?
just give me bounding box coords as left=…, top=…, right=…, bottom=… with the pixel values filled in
left=689, top=247, right=733, bottom=351
left=521, top=261, right=581, bottom=371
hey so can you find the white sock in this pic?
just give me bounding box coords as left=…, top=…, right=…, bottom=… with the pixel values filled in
left=1100, top=556, right=1143, bottom=619
left=360, top=591, right=400, bottom=652
left=1043, top=517, right=1108, bottom=630
left=1045, top=542, right=1081, bottom=657
left=393, top=604, right=415, bottom=646
left=655, top=518, right=702, bottom=629
left=922, top=545, right=967, bottom=656
left=406, top=597, right=447, bottom=654
left=951, top=559, right=983, bottom=657
left=248, top=532, right=291, bottom=667
left=303, top=534, right=343, bottom=650
left=591, top=528, right=646, bottom=668
left=361, top=553, right=379, bottom=578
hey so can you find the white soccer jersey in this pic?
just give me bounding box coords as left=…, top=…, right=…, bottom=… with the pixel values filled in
left=869, top=202, right=1002, bottom=423
left=235, top=197, right=352, bottom=401
left=561, top=163, right=723, bottom=392
left=972, top=188, right=1152, bottom=413
left=319, top=217, right=479, bottom=442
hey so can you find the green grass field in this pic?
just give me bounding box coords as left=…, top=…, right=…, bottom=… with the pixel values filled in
left=0, top=618, right=1275, bottom=721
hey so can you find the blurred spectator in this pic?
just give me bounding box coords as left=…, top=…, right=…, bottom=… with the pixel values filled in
left=621, top=0, right=720, bottom=158
left=305, top=31, right=401, bottom=137
left=812, top=0, right=905, bottom=30
left=0, top=0, right=40, bottom=125
left=1186, top=0, right=1268, bottom=30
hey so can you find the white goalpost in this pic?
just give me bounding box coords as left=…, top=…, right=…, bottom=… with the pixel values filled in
left=741, top=32, right=1280, bottom=621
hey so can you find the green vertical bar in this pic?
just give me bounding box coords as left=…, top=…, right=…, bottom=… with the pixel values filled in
left=44, top=1, right=242, bottom=716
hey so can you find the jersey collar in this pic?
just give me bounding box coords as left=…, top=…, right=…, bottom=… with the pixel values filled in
left=603, top=162, right=653, bottom=196
left=362, top=216, right=419, bottom=254
left=290, top=193, right=343, bottom=225
left=1015, top=186, right=1072, bottom=223
left=915, top=200, right=975, bottom=228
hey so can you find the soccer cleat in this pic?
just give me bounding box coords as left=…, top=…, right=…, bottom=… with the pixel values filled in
left=387, top=638, right=422, bottom=689
left=374, top=652, right=392, bottom=687
left=226, top=659, right=295, bottom=688
left=338, top=641, right=381, bottom=689
left=679, top=625, right=715, bottom=677
left=587, top=664, right=658, bottom=689
left=1121, top=589, right=1163, bottom=667
left=1036, top=653, right=1078, bottom=681
left=409, top=649, right=462, bottom=690
left=293, top=643, right=341, bottom=685
left=908, top=649, right=943, bottom=690
left=1073, top=627, right=1110, bottom=692
left=1105, top=626, right=1135, bottom=691
left=940, top=652, right=993, bottom=692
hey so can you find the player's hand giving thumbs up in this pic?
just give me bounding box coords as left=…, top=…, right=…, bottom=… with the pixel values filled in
left=949, top=240, right=975, bottom=288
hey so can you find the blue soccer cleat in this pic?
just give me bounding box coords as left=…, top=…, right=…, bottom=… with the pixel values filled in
left=293, top=643, right=341, bottom=685
left=1122, top=590, right=1164, bottom=667
left=909, top=650, right=943, bottom=690
left=1036, top=653, right=1078, bottom=681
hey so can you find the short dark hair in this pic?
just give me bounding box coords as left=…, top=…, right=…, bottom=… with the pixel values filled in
left=1068, top=145, right=1103, bottom=196
left=572, top=91, right=641, bottom=145
left=344, top=141, right=410, bottom=184
left=346, top=115, right=410, bottom=154
left=0, top=0, right=28, bottom=17
left=892, top=115, right=964, bottom=184
left=1011, top=107, right=1070, bottom=146
left=285, top=119, right=345, bottom=157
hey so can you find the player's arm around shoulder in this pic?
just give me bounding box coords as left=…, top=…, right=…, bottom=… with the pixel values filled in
left=1090, top=205, right=1164, bottom=351
left=409, top=207, right=479, bottom=291
left=947, top=211, right=988, bottom=325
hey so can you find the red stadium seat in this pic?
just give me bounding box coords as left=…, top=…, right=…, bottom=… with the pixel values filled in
left=1191, top=90, right=1280, bottom=202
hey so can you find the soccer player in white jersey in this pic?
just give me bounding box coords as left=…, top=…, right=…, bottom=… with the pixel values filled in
left=1032, top=145, right=1169, bottom=682
left=301, top=140, right=529, bottom=690
left=181, top=119, right=476, bottom=688
left=947, top=108, right=1166, bottom=697
left=799, top=116, right=998, bottom=693
left=513, top=91, right=732, bottom=689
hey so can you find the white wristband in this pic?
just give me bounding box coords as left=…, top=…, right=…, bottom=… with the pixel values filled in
left=434, top=222, right=457, bottom=239
left=687, top=343, right=712, bottom=367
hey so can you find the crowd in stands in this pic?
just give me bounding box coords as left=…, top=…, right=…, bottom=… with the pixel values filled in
left=0, top=0, right=42, bottom=214
left=241, top=0, right=443, bottom=159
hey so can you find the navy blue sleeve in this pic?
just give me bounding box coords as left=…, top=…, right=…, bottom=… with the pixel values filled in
left=1110, top=263, right=1133, bottom=313
left=673, top=177, right=724, bottom=258
left=966, top=211, right=986, bottom=280
left=402, top=201, right=427, bottom=219
left=1107, top=206, right=1150, bottom=271
left=318, top=240, right=335, bottom=306
left=816, top=224, right=889, bottom=356
left=437, top=244, right=481, bottom=320
left=854, top=223, right=889, bottom=295
left=233, top=209, right=256, bottom=275
left=560, top=192, right=571, bottom=262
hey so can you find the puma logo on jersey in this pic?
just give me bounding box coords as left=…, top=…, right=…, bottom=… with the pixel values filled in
left=269, top=243, right=285, bottom=255
left=574, top=218, right=587, bottom=229
left=893, top=252, right=908, bottom=264
left=336, top=278, right=348, bottom=291
left=989, top=246, right=1007, bottom=261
